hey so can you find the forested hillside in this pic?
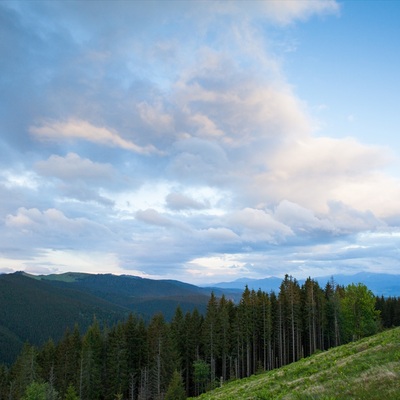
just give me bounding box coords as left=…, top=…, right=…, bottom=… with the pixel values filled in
left=1, top=274, right=399, bottom=399
left=0, top=272, right=240, bottom=365
left=0, top=273, right=129, bottom=364
left=35, top=272, right=240, bottom=319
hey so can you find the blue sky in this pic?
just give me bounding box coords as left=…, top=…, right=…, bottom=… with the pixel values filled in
left=1, top=0, right=400, bottom=284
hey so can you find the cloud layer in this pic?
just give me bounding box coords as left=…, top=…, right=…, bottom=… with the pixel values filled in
left=1, top=0, right=400, bottom=283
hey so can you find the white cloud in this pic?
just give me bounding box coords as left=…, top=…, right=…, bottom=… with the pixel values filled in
left=1, top=170, right=40, bottom=190
left=174, top=52, right=312, bottom=148
left=3, top=0, right=400, bottom=283
left=247, top=137, right=396, bottom=216
left=186, top=254, right=248, bottom=283
left=227, top=208, right=293, bottom=244
left=35, top=152, right=115, bottom=182
left=262, top=0, right=340, bottom=25
left=30, top=118, right=160, bottom=154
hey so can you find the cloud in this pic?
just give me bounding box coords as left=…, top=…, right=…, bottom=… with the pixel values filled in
left=246, top=137, right=396, bottom=217
left=58, top=183, right=114, bottom=206
left=173, top=51, right=312, bottom=147
left=34, top=153, right=119, bottom=205
left=327, top=201, right=386, bottom=233
left=35, top=152, right=115, bottom=182
left=135, top=209, right=174, bottom=227
left=226, top=208, right=293, bottom=244
left=261, top=0, right=340, bottom=25
left=167, top=137, right=231, bottom=185
left=137, top=101, right=174, bottom=134
left=30, top=119, right=160, bottom=154
left=274, top=200, right=334, bottom=233
left=5, top=207, right=112, bottom=242
left=3, top=0, right=400, bottom=284
left=165, top=192, right=210, bottom=211
left=200, top=227, right=240, bottom=243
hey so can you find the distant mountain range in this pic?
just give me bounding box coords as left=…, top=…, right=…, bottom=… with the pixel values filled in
left=209, top=272, right=400, bottom=297
left=0, top=270, right=399, bottom=365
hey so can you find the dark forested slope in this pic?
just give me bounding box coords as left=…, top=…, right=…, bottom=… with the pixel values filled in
left=0, top=273, right=128, bottom=364
left=0, top=272, right=240, bottom=364
left=36, top=272, right=241, bottom=319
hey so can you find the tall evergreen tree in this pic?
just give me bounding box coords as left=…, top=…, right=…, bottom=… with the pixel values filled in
left=80, top=318, right=103, bottom=400
left=170, top=306, right=185, bottom=374
left=105, top=322, right=128, bottom=399
left=279, top=275, right=302, bottom=364
left=37, top=339, right=57, bottom=393
left=217, top=295, right=233, bottom=382
left=303, top=278, right=319, bottom=356
left=256, top=290, right=272, bottom=371
left=54, top=325, right=81, bottom=398
left=147, top=313, right=177, bottom=399
left=202, top=292, right=219, bottom=386
left=182, top=309, right=203, bottom=396
left=237, top=286, right=254, bottom=377
left=124, top=313, right=148, bottom=394
left=164, top=370, right=186, bottom=400
left=9, top=343, right=39, bottom=399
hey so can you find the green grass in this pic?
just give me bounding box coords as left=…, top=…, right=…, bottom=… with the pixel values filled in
left=191, top=327, right=400, bottom=399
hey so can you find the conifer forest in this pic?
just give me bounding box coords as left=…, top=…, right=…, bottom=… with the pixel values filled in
left=1, top=275, right=399, bottom=400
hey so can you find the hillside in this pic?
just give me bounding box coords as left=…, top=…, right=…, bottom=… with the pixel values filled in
left=0, top=272, right=129, bottom=364
left=35, top=272, right=241, bottom=319
left=191, top=327, right=400, bottom=399
left=0, top=272, right=240, bottom=364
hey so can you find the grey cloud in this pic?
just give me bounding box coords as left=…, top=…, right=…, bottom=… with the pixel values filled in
left=165, top=192, right=210, bottom=211
left=135, top=209, right=174, bottom=227
left=0, top=267, right=15, bottom=274
left=5, top=207, right=114, bottom=247
left=200, top=227, right=241, bottom=243
left=35, top=153, right=115, bottom=182
left=327, top=201, right=386, bottom=233
left=226, top=208, right=294, bottom=244
left=58, top=183, right=114, bottom=207
left=167, top=138, right=231, bottom=185
left=274, top=200, right=335, bottom=233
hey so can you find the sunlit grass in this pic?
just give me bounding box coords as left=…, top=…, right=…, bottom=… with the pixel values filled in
left=191, top=327, right=400, bottom=399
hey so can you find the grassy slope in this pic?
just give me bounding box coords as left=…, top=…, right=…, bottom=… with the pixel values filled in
left=192, top=327, right=400, bottom=400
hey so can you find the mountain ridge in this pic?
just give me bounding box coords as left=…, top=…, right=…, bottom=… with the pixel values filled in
left=0, top=271, right=241, bottom=364
left=1, top=270, right=399, bottom=365
left=209, top=271, right=400, bottom=296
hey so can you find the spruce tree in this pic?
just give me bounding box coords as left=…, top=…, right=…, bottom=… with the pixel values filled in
left=64, top=384, right=79, bottom=400
left=80, top=318, right=103, bottom=400
left=164, top=370, right=186, bottom=400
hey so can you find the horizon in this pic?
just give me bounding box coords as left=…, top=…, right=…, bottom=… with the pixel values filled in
left=1, top=1, right=400, bottom=285
left=3, top=269, right=400, bottom=287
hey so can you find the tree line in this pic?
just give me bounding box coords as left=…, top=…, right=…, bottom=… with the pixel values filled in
left=0, top=275, right=399, bottom=400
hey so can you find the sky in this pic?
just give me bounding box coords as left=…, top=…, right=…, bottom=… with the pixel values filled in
left=1, top=0, right=400, bottom=285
